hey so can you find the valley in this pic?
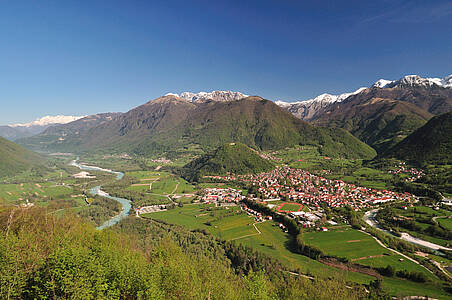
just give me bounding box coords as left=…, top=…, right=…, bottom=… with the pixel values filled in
left=2, top=3, right=452, bottom=298
left=3, top=139, right=451, bottom=299
left=2, top=77, right=452, bottom=299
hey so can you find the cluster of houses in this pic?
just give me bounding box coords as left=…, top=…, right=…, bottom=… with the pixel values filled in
left=136, top=204, right=167, bottom=215
left=388, top=162, right=425, bottom=182
left=203, top=175, right=238, bottom=181
left=241, top=204, right=272, bottom=222
left=209, top=167, right=416, bottom=210
left=289, top=211, right=322, bottom=227
left=151, top=157, right=172, bottom=164
left=201, top=188, right=244, bottom=205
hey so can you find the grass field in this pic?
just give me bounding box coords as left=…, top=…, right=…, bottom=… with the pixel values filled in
left=302, top=228, right=436, bottom=279
left=276, top=202, right=303, bottom=212
left=126, top=171, right=196, bottom=195
left=438, top=217, right=452, bottom=230
left=237, top=222, right=375, bottom=283
left=145, top=204, right=376, bottom=284
left=142, top=204, right=256, bottom=240
left=303, top=228, right=391, bottom=259
left=0, top=182, right=73, bottom=204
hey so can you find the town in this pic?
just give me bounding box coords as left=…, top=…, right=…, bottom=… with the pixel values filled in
left=204, top=167, right=416, bottom=210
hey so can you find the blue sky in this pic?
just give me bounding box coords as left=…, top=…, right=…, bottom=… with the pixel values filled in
left=1, top=0, right=451, bottom=124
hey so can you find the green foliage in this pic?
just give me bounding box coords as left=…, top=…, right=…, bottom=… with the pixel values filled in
left=182, top=143, right=275, bottom=181
left=313, top=84, right=452, bottom=153
left=384, top=111, right=452, bottom=165
left=0, top=136, right=43, bottom=178
left=0, top=208, right=246, bottom=299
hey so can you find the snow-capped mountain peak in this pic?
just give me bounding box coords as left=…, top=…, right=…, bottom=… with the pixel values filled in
left=301, top=87, right=367, bottom=105
left=274, top=100, right=293, bottom=107
left=373, top=74, right=452, bottom=89
left=10, top=115, right=85, bottom=128
left=165, top=91, right=248, bottom=102
left=442, top=74, right=452, bottom=88
left=274, top=87, right=367, bottom=121
left=372, top=79, right=395, bottom=88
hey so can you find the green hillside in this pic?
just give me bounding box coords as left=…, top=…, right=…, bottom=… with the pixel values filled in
left=0, top=208, right=367, bottom=299
left=0, top=136, right=42, bottom=177
left=182, top=143, right=275, bottom=181
left=383, top=111, right=452, bottom=165
left=22, top=96, right=376, bottom=160
left=313, top=94, right=433, bottom=153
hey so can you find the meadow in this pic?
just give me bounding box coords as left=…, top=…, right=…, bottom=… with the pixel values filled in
left=0, top=181, right=73, bottom=204
left=126, top=171, right=196, bottom=195
left=142, top=204, right=257, bottom=240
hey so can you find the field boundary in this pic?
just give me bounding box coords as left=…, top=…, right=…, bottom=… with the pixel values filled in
left=276, top=202, right=303, bottom=213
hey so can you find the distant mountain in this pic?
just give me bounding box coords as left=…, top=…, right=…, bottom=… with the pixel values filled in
left=0, top=136, right=42, bottom=178
left=276, top=74, right=452, bottom=120
left=373, top=74, right=452, bottom=89
left=275, top=87, right=366, bottom=121
left=20, top=95, right=376, bottom=160
left=18, top=113, right=121, bottom=151
left=273, top=74, right=452, bottom=153
left=181, top=143, right=274, bottom=182
left=166, top=90, right=248, bottom=102
left=312, top=89, right=434, bottom=153
left=0, top=115, right=85, bottom=141
left=383, top=111, right=452, bottom=165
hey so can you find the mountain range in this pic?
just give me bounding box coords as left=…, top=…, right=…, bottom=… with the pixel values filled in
left=0, top=115, right=85, bottom=141
left=166, top=90, right=248, bottom=102
left=275, top=74, right=452, bottom=153
left=19, top=95, right=376, bottom=160
left=14, top=73, right=452, bottom=161
left=275, top=74, right=452, bottom=120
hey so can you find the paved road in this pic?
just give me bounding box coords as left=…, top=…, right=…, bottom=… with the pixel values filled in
left=364, top=209, right=451, bottom=251
left=358, top=230, right=433, bottom=274
left=362, top=209, right=452, bottom=279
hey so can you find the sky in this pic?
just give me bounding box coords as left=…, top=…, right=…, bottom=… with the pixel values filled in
left=0, top=0, right=451, bottom=124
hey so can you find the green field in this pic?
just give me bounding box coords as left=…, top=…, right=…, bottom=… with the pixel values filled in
left=238, top=222, right=375, bottom=283
left=303, top=228, right=390, bottom=259
left=277, top=203, right=303, bottom=212
left=0, top=182, right=73, bottom=204
left=142, top=204, right=256, bottom=241
left=438, top=217, right=452, bottom=230
left=126, top=171, right=196, bottom=195
left=302, top=228, right=436, bottom=279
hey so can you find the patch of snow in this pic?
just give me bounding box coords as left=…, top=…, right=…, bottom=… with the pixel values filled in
left=372, top=79, right=395, bottom=88
left=442, top=74, right=452, bottom=88
left=164, top=93, right=179, bottom=97
left=10, top=115, right=85, bottom=128
left=166, top=91, right=248, bottom=102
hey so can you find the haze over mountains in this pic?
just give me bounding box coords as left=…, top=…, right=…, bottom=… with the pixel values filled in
left=0, top=115, right=85, bottom=141
left=12, top=73, right=452, bottom=164
left=20, top=95, right=375, bottom=160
